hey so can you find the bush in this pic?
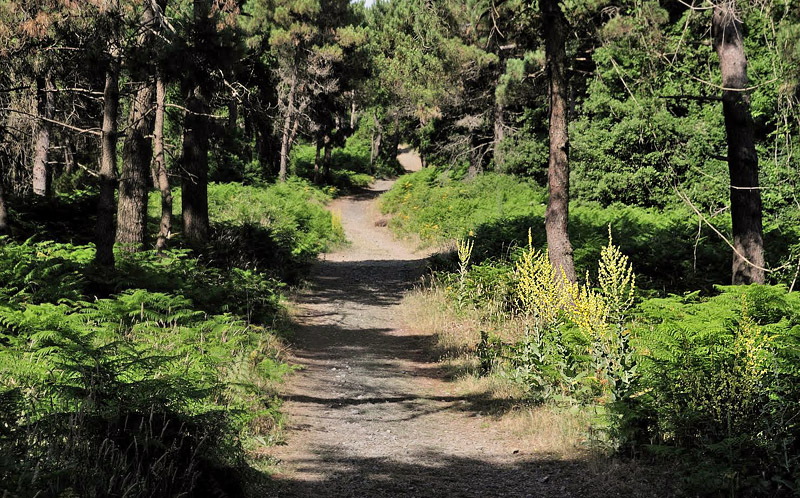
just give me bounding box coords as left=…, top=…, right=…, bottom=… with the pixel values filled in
left=381, top=168, right=799, bottom=294
left=419, top=209, right=800, bottom=494
left=289, top=135, right=375, bottom=191
left=627, top=286, right=800, bottom=495
left=150, top=179, right=345, bottom=281
left=0, top=239, right=291, bottom=496
left=441, top=233, right=800, bottom=494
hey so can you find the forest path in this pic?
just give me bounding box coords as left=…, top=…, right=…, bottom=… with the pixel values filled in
left=266, top=149, right=664, bottom=497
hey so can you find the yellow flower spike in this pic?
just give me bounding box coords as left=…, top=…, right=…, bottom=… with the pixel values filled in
left=598, top=225, right=636, bottom=325
left=514, top=229, right=567, bottom=327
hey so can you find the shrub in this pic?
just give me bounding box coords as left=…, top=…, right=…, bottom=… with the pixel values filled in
left=289, top=136, right=375, bottom=191
left=150, top=179, right=344, bottom=281
left=466, top=230, right=639, bottom=410
left=628, top=286, right=800, bottom=494
left=381, top=168, right=799, bottom=293
left=0, top=240, right=291, bottom=496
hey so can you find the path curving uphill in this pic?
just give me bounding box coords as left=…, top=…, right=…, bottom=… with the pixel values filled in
left=267, top=149, right=668, bottom=497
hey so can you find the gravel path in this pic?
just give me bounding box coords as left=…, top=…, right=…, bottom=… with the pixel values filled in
left=266, top=150, right=670, bottom=497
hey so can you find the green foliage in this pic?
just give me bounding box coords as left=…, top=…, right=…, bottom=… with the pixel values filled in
left=416, top=189, right=800, bottom=493
left=290, top=136, right=375, bottom=191
left=438, top=231, right=800, bottom=494
left=627, top=286, right=800, bottom=495
left=381, top=168, right=546, bottom=254
left=450, top=232, right=639, bottom=410
left=382, top=168, right=800, bottom=293
left=0, top=238, right=92, bottom=304
left=149, top=180, right=344, bottom=282
left=0, top=240, right=292, bottom=496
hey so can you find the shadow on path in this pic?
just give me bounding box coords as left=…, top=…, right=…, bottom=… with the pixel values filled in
left=269, top=449, right=671, bottom=498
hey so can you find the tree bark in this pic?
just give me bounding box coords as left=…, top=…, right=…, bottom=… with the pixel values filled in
left=278, top=69, right=297, bottom=182
left=63, top=136, right=76, bottom=176
left=32, top=74, right=55, bottom=197
left=350, top=92, right=357, bottom=130
left=493, top=99, right=505, bottom=170
left=371, top=113, right=382, bottom=166
left=323, top=133, right=332, bottom=179
left=288, top=99, right=307, bottom=152
left=712, top=2, right=765, bottom=285
left=313, top=138, right=322, bottom=184
left=116, top=82, right=155, bottom=250
left=467, top=133, right=482, bottom=179
left=180, top=0, right=211, bottom=247
left=0, top=181, right=9, bottom=236
left=542, top=0, right=576, bottom=282
left=154, top=73, right=172, bottom=254
left=228, top=100, right=238, bottom=133
left=95, top=57, right=121, bottom=267
left=181, top=86, right=210, bottom=247
left=117, top=2, right=158, bottom=251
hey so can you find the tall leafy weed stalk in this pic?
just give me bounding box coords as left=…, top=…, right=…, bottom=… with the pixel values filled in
left=456, top=237, right=474, bottom=308
left=502, top=228, right=638, bottom=417
left=0, top=239, right=293, bottom=497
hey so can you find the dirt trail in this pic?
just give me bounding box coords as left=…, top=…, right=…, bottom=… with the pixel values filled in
left=267, top=149, right=666, bottom=497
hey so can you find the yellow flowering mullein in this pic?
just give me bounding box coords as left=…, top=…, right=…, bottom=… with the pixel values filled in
left=562, top=271, right=610, bottom=341
left=598, top=226, right=636, bottom=325
left=515, top=229, right=567, bottom=327
left=729, top=297, right=774, bottom=421
left=457, top=237, right=474, bottom=282
left=455, top=237, right=475, bottom=309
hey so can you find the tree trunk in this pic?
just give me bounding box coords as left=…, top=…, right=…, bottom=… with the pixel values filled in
left=542, top=0, right=576, bottom=283
left=350, top=92, right=357, bottom=130
left=32, top=74, right=55, bottom=197
left=278, top=70, right=297, bottom=182
left=493, top=99, right=505, bottom=170
left=181, top=86, right=210, bottom=247
left=313, top=138, right=322, bottom=184
left=63, top=137, right=76, bottom=176
left=0, top=182, right=9, bottom=236
left=180, top=0, right=212, bottom=248
left=154, top=73, right=172, bottom=254
left=288, top=99, right=307, bottom=151
left=467, top=133, right=482, bottom=178
left=228, top=100, right=237, bottom=133
left=116, top=82, right=155, bottom=250
left=117, top=2, right=158, bottom=251
left=712, top=2, right=765, bottom=285
left=323, top=134, right=332, bottom=179
left=95, top=57, right=121, bottom=267
left=371, top=113, right=382, bottom=166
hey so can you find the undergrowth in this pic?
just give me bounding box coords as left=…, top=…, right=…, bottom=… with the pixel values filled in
left=1, top=179, right=342, bottom=496
left=0, top=239, right=293, bottom=497
left=290, top=135, right=375, bottom=192
left=382, top=168, right=800, bottom=293
left=151, top=179, right=345, bottom=282
left=385, top=170, right=800, bottom=496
